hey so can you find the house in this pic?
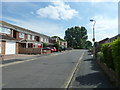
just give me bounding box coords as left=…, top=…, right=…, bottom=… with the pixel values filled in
left=0, top=21, right=50, bottom=55
left=108, top=34, right=120, bottom=43
left=98, top=38, right=109, bottom=46
left=96, top=34, right=120, bottom=53
left=50, top=36, right=67, bottom=48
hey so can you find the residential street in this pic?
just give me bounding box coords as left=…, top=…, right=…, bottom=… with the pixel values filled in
left=2, top=50, right=115, bottom=88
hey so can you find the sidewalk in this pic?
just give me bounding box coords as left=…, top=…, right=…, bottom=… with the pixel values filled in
left=1, top=54, right=42, bottom=64
left=1, top=50, right=70, bottom=64
left=70, top=51, right=117, bottom=88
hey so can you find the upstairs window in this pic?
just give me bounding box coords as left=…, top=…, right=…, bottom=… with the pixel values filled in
left=32, top=35, right=34, bottom=40
left=19, top=33, right=24, bottom=38
left=0, top=26, right=10, bottom=34
left=41, top=37, right=43, bottom=42
left=46, top=39, right=49, bottom=43
left=28, top=34, right=31, bottom=40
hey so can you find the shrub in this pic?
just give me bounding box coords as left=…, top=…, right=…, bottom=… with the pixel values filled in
left=111, top=38, right=120, bottom=76
left=54, top=42, right=60, bottom=52
left=101, top=43, right=114, bottom=70
left=43, top=43, right=47, bottom=47
left=89, top=48, right=93, bottom=54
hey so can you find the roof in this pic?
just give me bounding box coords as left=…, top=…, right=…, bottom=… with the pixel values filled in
left=0, top=20, right=50, bottom=38
left=51, top=36, right=66, bottom=42
left=99, top=38, right=109, bottom=44
left=109, top=34, right=120, bottom=41
left=0, top=34, right=16, bottom=40
left=19, top=39, right=39, bottom=43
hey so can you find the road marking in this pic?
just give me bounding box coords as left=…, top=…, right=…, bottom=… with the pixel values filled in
left=1, top=51, right=72, bottom=67
left=63, top=52, right=85, bottom=88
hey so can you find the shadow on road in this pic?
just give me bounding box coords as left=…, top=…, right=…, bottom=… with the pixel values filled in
left=74, top=53, right=116, bottom=88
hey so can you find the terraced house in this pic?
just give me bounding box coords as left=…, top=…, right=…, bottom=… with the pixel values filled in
left=0, top=21, right=50, bottom=55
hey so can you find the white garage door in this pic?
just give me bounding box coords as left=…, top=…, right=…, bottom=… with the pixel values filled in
left=5, top=41, right=16, bottom=55
left=0, top=41, right=1, bottom=54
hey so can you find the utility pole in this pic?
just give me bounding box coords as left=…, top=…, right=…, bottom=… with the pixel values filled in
left=90, top=19, right=96, bottom=60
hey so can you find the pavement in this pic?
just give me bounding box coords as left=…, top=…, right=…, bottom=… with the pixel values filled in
left=1, top=51, right=68, bottom=64
left=69, top=51, right=117, bottom=89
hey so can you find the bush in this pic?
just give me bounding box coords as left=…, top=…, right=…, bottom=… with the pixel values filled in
left=54, top=42, right=60, bottom=52
left=88, top=48, right=93, bottom=54
left=97, top=52, right=104, bottom=62
left=43, top=43, right=47, bottom=47
left=111, top=38, right=120, bottom=76
left=101, top=43, right=114, bottom=70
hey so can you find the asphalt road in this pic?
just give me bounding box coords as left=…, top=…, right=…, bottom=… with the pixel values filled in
left=2, top=50, right=115, bottom=88
left=2, top=50, right=85, bottom=88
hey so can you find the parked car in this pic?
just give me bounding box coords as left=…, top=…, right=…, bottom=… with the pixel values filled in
left=50, top=47, right=57, bottom=52
left=42, top=47, right=52, bottom=54
left=42, top=47, right=51, bottom=50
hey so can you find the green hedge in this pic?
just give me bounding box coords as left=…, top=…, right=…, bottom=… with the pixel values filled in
left=100, top=37, right=120, bottom=77
left=101, top=43, right=114, bottom=70
left=111, top=38, right=120, bottom=76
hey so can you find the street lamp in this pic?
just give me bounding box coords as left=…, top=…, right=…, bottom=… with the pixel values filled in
left=90, top=19, right=96, bottom=59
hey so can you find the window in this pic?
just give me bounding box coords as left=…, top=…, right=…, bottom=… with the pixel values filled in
left=19, top=33, right=24, bottom=38
left=28, top=34, right=31, bottom=40
left=0, top=26, right=10, bottom=34
left=44, top=38, right=46, bottom=42
left=32, top=36, right=34, bottom=40
left=41, top=37, right=43, bottom=42
left=46, top=39, right=49, bottom=43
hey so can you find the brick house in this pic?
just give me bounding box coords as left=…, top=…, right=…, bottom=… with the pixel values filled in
left=0, top=21, right=50, bottom=55
left=50, top=37, right=67, bottom=48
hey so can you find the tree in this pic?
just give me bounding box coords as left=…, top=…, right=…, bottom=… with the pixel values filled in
left=85, top=41, right=92, bottom=49
left=43, top=42, right=47, bottom=47
left=64, top=26, right=89, bottom=49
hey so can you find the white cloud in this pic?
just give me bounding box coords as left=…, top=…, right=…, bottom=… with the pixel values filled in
left=3, top=17, right=65, bottom=39
left=87, top=15, right=118, bottom=42
left=91, top=15, right=118, bottom=31
left=36, top=1, right=78, bottom=20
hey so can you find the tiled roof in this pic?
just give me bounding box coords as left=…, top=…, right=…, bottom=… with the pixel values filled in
left=0, top=20, right=50, bottom=38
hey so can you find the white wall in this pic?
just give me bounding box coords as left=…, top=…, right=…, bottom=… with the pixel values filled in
left=0, top=41, right=1, bottom=54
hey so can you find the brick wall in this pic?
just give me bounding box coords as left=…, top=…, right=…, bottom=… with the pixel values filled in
left=16, top=31, right=19, bottom=39
left=19, top=48, right=51, bottom=54
left=16, top=42, right=19, bottom=54
left=1, top=40, right=6, bottom=55
left=97, top=60, right=120, bottom=88
left=19, top=48, right=41, bottom=54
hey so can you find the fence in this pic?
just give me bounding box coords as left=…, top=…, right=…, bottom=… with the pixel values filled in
left=19, top=48, right=51, bottom=54
left=19, top=48, right=41, bottom=54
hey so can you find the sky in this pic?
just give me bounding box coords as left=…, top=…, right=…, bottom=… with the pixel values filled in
left=0, top=0, right=119, bottom=42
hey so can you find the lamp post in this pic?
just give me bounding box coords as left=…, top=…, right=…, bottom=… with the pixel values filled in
left=90, top=19, right=96, bottom=59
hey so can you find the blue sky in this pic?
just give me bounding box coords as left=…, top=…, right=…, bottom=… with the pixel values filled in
left=1, top=0, right=119, bottom=42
